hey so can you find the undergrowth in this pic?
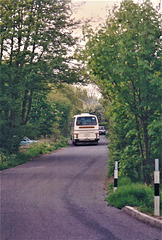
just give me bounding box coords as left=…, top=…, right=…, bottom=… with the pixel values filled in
left=0, top=137, right=68, bottom=170
left=106, top=177, right=162, bottom=216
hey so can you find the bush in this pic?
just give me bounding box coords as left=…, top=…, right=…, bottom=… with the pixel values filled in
left=0, top=137, right=68, bottom=170
left=118, top=177, right=132, bottom=186
left=106, top=177, right=161, bottom=215
left=21, top=137, right=68, bottom=158
left=0, top=149, right=29, bottom=170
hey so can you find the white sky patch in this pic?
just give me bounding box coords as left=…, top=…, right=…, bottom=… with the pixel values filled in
left=71, top=0, right=161, bottom=4
left=71, top=0, right=161, bottom=38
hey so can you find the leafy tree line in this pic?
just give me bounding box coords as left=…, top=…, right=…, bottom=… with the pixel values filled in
left=48, top=83, right=91, bottom=134
left=0, top=0, right=80, bottom=152
left=81, top=0, right=161, bottom=184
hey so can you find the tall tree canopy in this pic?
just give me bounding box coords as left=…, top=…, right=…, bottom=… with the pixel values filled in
left=82, top=0, right=161, bottom=184
left=0, top=0, right=78, bottom=151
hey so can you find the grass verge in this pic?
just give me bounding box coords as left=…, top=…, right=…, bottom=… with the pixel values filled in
left=0, top=137, right=68, bottom=171
left=105, top=177, right=162, bottom=216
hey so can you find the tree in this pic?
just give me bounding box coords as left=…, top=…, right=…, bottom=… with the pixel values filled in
left=87, top=104, right=105, bottom=123
left=48, top=83, right=90, bottom=116
left=82, top=0, right=161, bottom=184
left=0, top=0, right=79, bottom=151
left=27, top=92, right=57, bottom=138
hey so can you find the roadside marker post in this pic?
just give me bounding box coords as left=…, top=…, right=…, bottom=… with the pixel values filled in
left=154, top=159, right=160, bottom=216
left=114, top=161, right=118, bottom=192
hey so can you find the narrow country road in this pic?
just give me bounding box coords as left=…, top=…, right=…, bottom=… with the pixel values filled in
left=1, top=136, right=161, bottom=240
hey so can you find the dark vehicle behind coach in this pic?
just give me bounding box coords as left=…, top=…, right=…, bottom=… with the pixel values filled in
left=99, top=126, right=106, bottom=135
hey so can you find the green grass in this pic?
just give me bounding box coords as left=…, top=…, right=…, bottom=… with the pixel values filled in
left=106, top=177, right=162, bottom=216
left=0, top=137, right=68, bottom=171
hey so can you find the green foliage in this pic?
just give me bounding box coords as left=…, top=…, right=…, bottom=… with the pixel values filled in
left=106, top=177, right=161, bottom=215
left=0, top=148, right=29, bottom=170
left=148, top=117, right=162, bottom=161
left=118, top=177, right=132, bottom=186
left=82, top=0, right=161, bottom=184
left=48, top=84, right=90, bottom=116
left=48, top=84, right=106, bottom=138
left=54, top=101, right=72, bottom=136
left=107, top=102, right=143, bottom=182
left=22, top=137, right=68, bottom=158
left=27, top=93, right=57, bottom=138
left=0, top=137, right=68, bottom=170
left=26, top=93, right=73, bottom=138
left=0, top=0, right=79, bottom=152
left=87, top=104, right=105, bottom=123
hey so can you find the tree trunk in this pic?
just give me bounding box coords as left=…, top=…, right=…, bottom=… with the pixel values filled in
left=21, top=90, right=28, bottom=125
left=141, top=116, right=151, bottom=184
left=24, top=90, right=33, bottom=125
left=131, top=80, right=144, bottom=161
left=0, top=38, right=4, bottom=63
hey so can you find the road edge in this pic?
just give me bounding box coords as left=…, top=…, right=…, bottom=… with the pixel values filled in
left=122, top=206, right=162, bottom=229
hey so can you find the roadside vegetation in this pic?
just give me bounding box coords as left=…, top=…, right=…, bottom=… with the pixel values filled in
left=78, top=0, right=161, bottom=215
left=106, top=177, right=162, bottom=216
left=0, top=137, right=68, bottom=170
left=0, top=0, right=83, bottom=154
left=80, top=0, right=161, bottom=185
left=0, top=0, right=90, bottom=170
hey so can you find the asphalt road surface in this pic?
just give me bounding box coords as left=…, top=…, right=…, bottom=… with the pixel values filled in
left=1, top=136, right=161, bottom=240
